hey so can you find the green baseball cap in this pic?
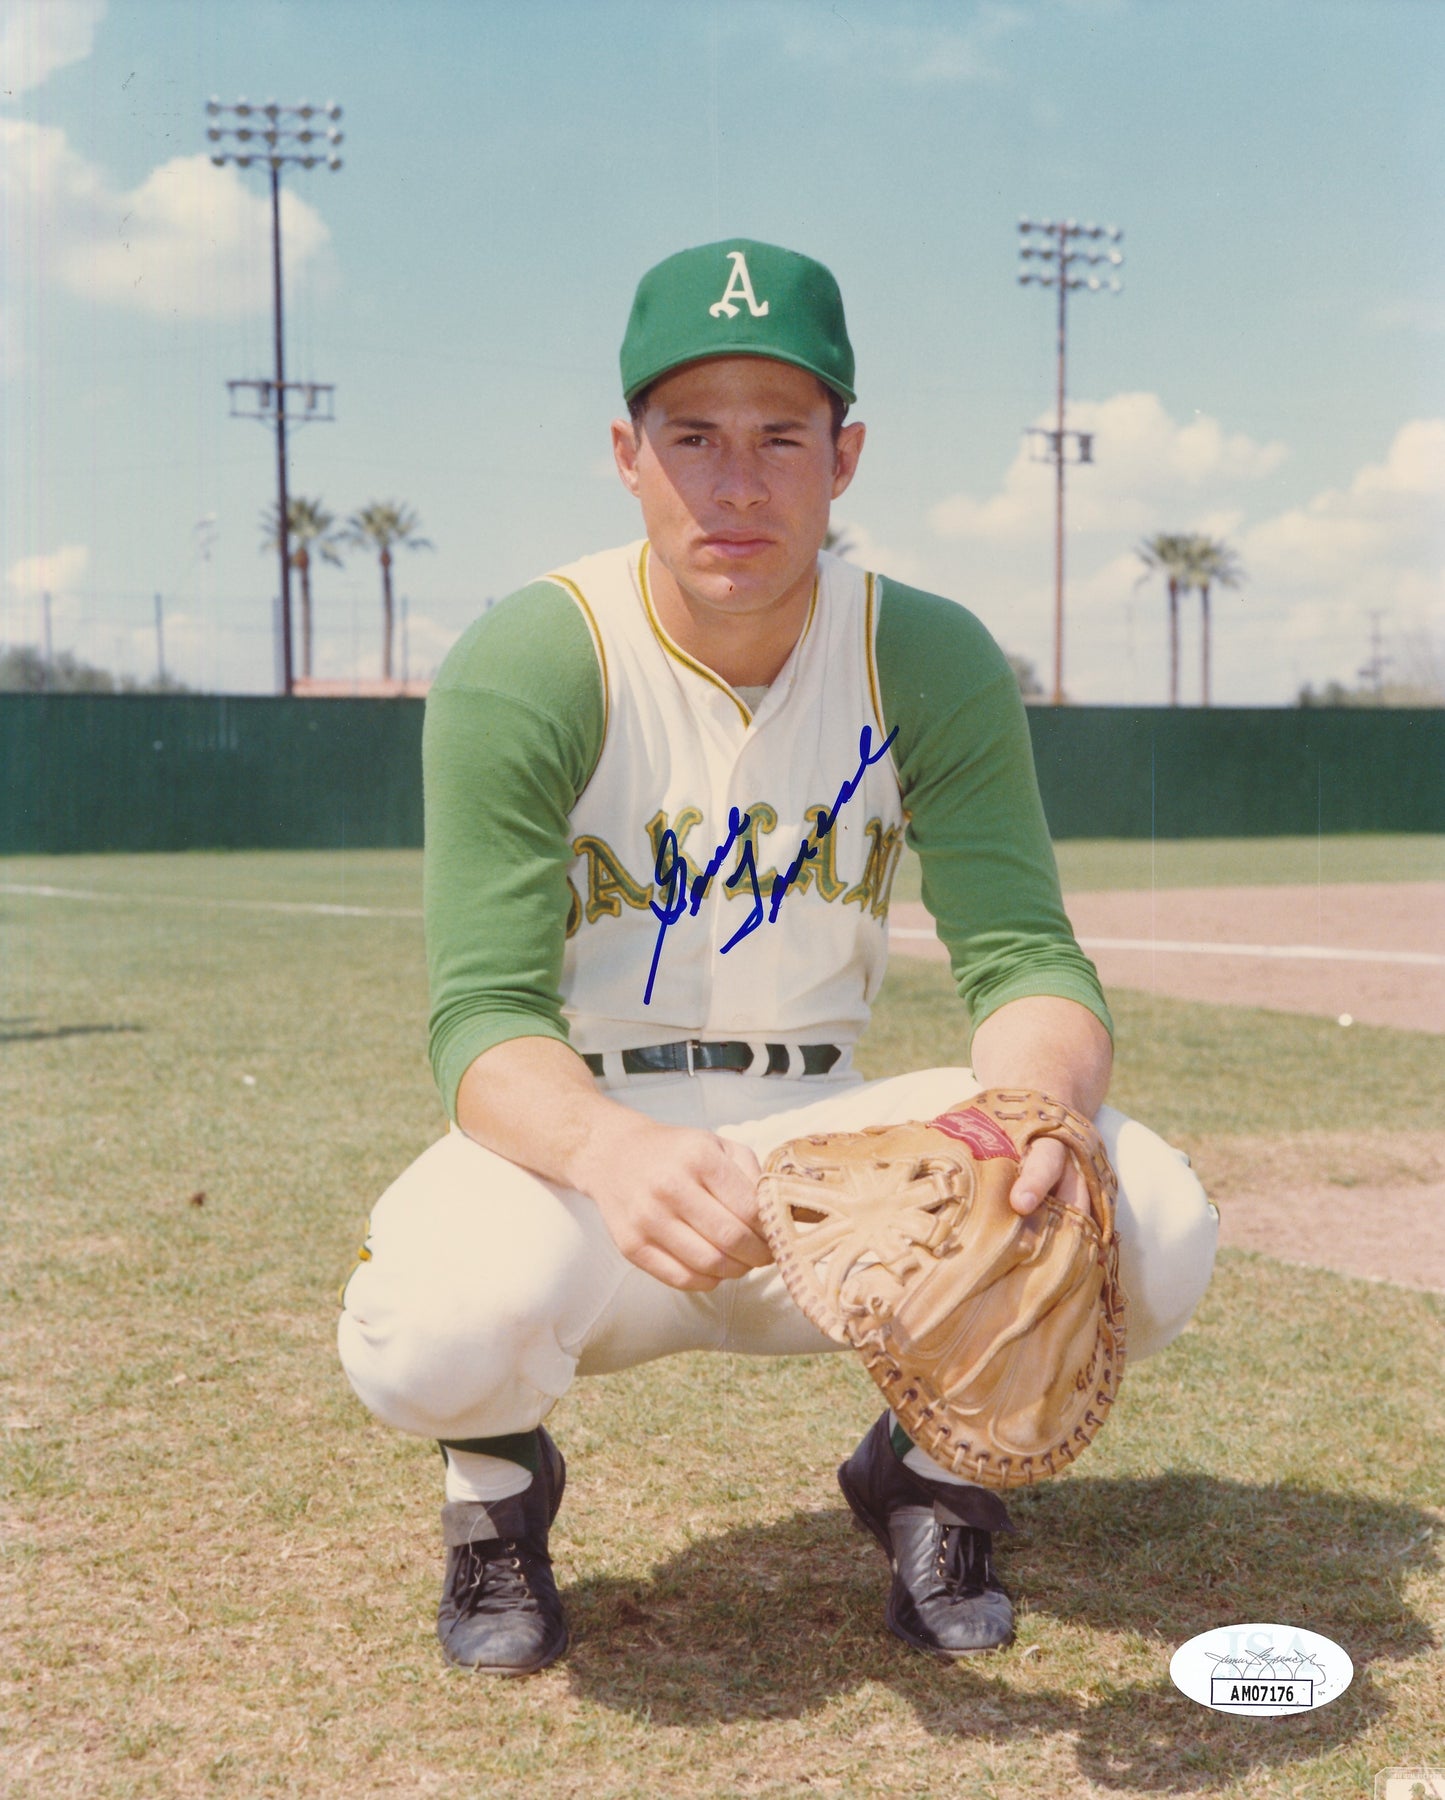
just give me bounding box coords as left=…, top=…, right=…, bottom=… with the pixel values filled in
left=620, top=239, right=856, bottom=405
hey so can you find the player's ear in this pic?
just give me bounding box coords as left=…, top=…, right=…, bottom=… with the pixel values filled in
left=611, top=417, right=643, bottom=496
left=831, top=419, right=866, bottom=499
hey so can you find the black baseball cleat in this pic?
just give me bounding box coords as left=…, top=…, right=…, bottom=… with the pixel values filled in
left=436, top=1427, right=569, bottom=1674
left=837, top=1412, right=1015, bottom=1658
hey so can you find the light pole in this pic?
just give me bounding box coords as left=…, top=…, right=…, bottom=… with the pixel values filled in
left=1018, top=217, right=1123, bottom=705
left=206, top=96, right=342, bottom=694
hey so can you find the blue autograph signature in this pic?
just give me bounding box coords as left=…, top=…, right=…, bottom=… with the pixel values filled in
left=642, top=723, right=898, bottom=1005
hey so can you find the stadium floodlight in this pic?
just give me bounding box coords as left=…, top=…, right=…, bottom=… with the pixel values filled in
left=1017, top=215, right=1126, bottom=704
left=206, top=96, right=344, bottom=694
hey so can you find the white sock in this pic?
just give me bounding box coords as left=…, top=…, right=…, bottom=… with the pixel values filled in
left=443, top=1449, right=534, bottom=1506
left=889, top=1410, right=974, bottom=1487
left=902, top=1446, right=977, bottom=1486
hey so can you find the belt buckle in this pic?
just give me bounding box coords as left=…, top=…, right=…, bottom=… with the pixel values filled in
left=685, top=1038, right=700, bottom=1077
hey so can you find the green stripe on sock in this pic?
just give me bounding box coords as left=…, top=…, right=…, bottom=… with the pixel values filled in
left=890, top=1420, right=915, bottom=1462
left=437, top=1430, right=541, bottom=1475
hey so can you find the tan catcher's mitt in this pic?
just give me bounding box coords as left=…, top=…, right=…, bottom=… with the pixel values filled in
left=756, top=1089, right=1127, bottom=1490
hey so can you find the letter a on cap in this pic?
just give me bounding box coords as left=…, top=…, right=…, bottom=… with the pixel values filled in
left=709, top=250, right=770, bottom=319
left=620, top=238, right=855, bottom=403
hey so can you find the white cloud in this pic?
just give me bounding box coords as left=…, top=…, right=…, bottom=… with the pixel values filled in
left=929, top=392, right=1289, bottom=543
left=396, top=610, right=463, bottom=682
left=1, top=543, right=89, bottom=655
left=1093, top=422, right=1444, bottom=701
left=755, top=1, right=1029, bottom=86
left=915, top=407, right=1442, bottom=704
left=1354, top=417, right=1445, bottom=500
left=6, top=542, right=88, bottom=596
left=1244, top=420, right=1445, bottom=582
left=1237, top=419, right=1445, bottom=662
left=0, top=118, right=331, bottom=322
left=825, top=517, right=927, bottom=586
left=0, top=0, right=106, bottom=99
left=307, top=606, right=460, bottom=685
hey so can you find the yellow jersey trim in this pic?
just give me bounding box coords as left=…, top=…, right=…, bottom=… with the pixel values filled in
left=637, top=540, right=753, bottom=727
left=864, top=571, right=887, bottom=737
left=796, top=574, right=821, bottom=656
left=544, top=571, right=611, bottom=788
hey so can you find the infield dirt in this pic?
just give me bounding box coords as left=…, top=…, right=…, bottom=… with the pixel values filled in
left=892, top=881, right=1445, bottom=1035
left=891, top=880, right=1445, bottom=1294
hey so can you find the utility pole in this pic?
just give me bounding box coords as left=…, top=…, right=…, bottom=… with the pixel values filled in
left=1017, top=217, right=1124, bottom=705
left=42, top=589, right=53, bottom=684
left=206, top=96, right=342, bottom=695
left=1358, top=609, right=1391, bottom=698
left=154, top=592, right=166, bottom=687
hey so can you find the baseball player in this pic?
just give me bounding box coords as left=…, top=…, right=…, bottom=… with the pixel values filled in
left=338, top=240, right=1217, bottom=1674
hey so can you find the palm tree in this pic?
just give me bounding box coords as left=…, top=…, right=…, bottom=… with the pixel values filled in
left=1133, top=533, right=1195, bottom=706
left=260, top=496, right=345, bottom=679
left=1181, top=535, right=1244, bottom=708
left=344, top=502, right=433, bottom=681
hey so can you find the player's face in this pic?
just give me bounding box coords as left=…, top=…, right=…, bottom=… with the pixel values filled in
left=611, top=358, right=865, bottom=632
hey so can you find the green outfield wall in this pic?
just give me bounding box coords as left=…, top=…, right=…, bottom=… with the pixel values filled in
left=0, top=694, right=1440, bottom=854
left=0, top=694, right=425, bottom=854
left=1024, top=704, right=1444, bottom=839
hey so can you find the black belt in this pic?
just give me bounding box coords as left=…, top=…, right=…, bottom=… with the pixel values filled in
left=582, top=1040, right=843, bottom=1079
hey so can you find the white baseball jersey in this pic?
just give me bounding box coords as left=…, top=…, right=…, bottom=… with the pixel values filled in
left=545, top=540, right=903, bottom=1055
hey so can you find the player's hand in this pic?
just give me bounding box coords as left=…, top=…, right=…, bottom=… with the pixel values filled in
left=573, top=1114, right=771, bottom=1292
left=1009, top=1137, right=1089, bottom=1218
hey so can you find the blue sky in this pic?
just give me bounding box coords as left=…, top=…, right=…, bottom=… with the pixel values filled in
left=2, top=0, right=1442, bottom=702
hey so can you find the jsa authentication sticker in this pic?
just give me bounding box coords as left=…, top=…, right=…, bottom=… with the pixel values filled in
left=1170, top=1623, right=1353, bottom=1716
left=1374, top=1770, right=1445, bottom=1800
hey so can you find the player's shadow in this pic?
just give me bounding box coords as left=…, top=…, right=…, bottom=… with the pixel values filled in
left=561, top=1473, right=1435, bottom=1790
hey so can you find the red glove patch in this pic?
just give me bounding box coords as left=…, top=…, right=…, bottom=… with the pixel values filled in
left=928, top=1105, right=1020, bottom=1163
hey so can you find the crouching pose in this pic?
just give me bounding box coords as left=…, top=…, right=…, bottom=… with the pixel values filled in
left=339, top=239, right=1218, bottom=1672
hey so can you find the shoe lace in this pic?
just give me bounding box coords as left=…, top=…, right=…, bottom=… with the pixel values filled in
left=934, top=1523, right=993, bottom=1597
left=459, top=1538, right=542, bottom=1615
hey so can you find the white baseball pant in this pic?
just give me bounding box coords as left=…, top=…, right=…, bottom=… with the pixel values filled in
left=337, top=1064, right=1219, bottom=1449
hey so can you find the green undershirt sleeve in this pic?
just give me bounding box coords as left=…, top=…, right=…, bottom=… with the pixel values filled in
left=423, top=581, right=605, bottom=1119
left=874, top=580, right=1112, bottom=1050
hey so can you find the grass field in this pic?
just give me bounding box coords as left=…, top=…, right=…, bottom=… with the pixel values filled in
left=891, top=832, right=1445, bottom=907
left=2, top=846, right=1442, bottom=1800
